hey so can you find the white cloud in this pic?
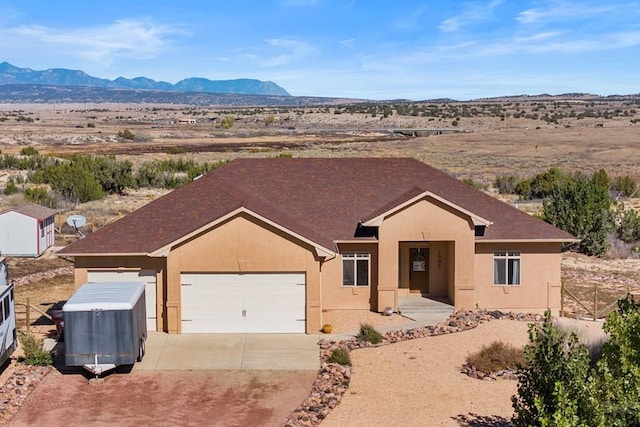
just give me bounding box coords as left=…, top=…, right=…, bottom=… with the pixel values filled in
left=261, top=38, right=315, bottom=67
left=438, top=0, right=502, bottom=32
left=0, top=19, right=188, bottom=64
left=516, top=3, right=615, bottom=24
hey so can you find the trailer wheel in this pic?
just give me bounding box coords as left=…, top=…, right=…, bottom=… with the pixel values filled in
left=137, top=338, right=146, bottom=362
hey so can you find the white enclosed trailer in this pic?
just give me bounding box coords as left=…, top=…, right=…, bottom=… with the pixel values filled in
left=63, top=282, right=146, bottom=376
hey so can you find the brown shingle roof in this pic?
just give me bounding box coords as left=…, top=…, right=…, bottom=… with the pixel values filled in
left=58, top=158, right=575, bottom=255
left=1, top=203, right=57, bottom=220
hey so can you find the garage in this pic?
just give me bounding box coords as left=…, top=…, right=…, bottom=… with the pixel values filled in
left=86, top=270, right=157, bottom=331
left=180, top=273, right=306, bottom=333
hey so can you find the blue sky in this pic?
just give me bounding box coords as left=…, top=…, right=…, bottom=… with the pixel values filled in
left=0, top=0, right=638, bottom=100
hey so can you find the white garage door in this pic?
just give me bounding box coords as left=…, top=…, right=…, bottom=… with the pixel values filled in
left=180, top=273, right=306, bottom=333
left=87, top=270, right=157, bottom=331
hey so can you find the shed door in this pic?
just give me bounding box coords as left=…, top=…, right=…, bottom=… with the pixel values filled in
left=180, top=273, right=306, bottom=333
left=87, top=270, right=157, bottom=331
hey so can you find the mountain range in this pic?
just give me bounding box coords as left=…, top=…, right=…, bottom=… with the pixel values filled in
left=0, top=62, right=290, bottom=96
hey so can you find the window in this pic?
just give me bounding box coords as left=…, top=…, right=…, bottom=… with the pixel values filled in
left=342, top=253, right=370, bottom=287
left=493, top=251, right=520, bottom=285
left=40, top=221, right=44, bottom=237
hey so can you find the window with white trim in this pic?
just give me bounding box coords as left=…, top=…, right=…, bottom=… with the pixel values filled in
left=342, top=253, right=370, bottom=287
left=493, top=251, right=521, bottom=285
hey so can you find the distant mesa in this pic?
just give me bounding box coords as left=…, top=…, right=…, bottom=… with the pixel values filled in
left=0, top=61, right=290, bottom=96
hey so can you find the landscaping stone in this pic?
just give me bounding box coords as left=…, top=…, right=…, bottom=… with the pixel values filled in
left=0, top=364, right=51, bottom=424
left=283, top=310, right=541, bottom=426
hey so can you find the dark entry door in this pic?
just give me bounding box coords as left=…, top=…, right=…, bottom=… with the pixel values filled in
left=409, top=248, right=429, bottom=294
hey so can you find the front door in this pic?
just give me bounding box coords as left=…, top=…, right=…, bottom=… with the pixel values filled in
left=409, top=248, right=429, bottom=294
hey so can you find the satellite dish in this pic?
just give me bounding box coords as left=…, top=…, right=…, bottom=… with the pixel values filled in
left=66, top=214, right=87, bottom=239
left=66, top=214, right=87, bottom=228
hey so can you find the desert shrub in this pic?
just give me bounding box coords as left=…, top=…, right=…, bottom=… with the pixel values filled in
left=515, top=167, right=572, bottom=200
left=466, top=341, right=525, bottom=373
left=494, top=174, right=520, bottom=194
left=357, top=323, right=383, bottom=344
left=617, top=207, right=640, bottom=243
left=3, top=177, right=18, bottom=195
left=611, top=175, right=638, bottom=198
left=327, top=347, right=352, bottom=366
left=19, top=146, right=39, bottom=156
left=166, top=146, right=186, bottom=155
left=513, top=296, right=640, bottom=426
left=135, top=159, right=223, bottom=189
left=117, top=129, right=135, bottom=140
left=19, top=332, right=53, bottom=366
left=543, top=171, right=614, bottom=256
left=219, top=115, right=234, bottom=129
left=594, top=294, right=640, bottom=425
left=87, top=122, right=95, bottom=128
left=512, top=311, right=594, bottom=426
left=24, top=186, right=56, bottom=207
left=272, top=152, right=293, bottom=158
left=461, top=177, right=487, bottom=191
left=29, top=154, right=133, bottom=200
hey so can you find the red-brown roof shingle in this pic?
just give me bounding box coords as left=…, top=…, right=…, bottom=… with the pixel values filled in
left=58, top=158, right=575, bottom=255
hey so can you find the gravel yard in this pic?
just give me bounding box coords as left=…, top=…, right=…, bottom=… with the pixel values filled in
left=321, top=320, right=532, bottom=427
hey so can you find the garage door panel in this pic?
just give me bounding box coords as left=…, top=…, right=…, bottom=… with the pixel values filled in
left=180, top=273, right=305, bottom=333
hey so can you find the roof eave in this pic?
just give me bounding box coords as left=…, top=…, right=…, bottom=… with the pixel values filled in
left=363, top=190, right=493, bottom=227
left=476, top=238, right=581, bottom=243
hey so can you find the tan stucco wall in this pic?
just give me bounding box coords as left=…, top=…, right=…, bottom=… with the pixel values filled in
left=168, top=213, right=322, bottom=333
left=72, top=256, right=166, bottom=331
left=320, top=243, right=378, bottom=312
left=378, top=197, right=476, bottom=311
left=474, top=242, right=562, bottom=314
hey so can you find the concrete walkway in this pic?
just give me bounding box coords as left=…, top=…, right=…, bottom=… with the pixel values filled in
left=322, top=298, right=454, bottom=341
left=135, top=332, right=321, bottom=371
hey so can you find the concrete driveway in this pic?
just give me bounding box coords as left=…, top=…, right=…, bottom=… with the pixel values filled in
left=135, top=332, right=320, bottom=371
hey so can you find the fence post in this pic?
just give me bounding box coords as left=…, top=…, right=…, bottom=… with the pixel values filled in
left=593, top=284, right=598, bottom=321
left=26, top=297, right=31, bottom=333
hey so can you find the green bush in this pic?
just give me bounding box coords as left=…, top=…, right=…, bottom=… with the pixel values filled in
left=542, top=171, right=614, bottom=256
left=327, top=347, right=352, bottom=366
left=357, top=323, right=383, bottom=344
left=219, top=115, right=234, bottom=129
left=461, top=177, right=487, bottom=191
left=24, top=186, right=56, bottom=207
left=117, top=129, right=135, bottom=140
left=494, top=174, right=520, bottom=194
left=512, top=311, right=594, bottom=426
left=618, top=207, right=640, bottom=243
left=20, top=146, right=39, bottom=156
left=4, top=177, right=18, bottom=195
left=611, top=175, right=638, bottom=198
left=19, top=332, right=53, bottom=366
left=466, top=341, right=525, bottom=372
left=512, top=296, right=640, bottom=426
left=166, top=146, right=186, bottom=155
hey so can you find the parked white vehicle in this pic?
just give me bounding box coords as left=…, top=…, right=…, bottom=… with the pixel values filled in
left=0, top=257, right=17, bottom=367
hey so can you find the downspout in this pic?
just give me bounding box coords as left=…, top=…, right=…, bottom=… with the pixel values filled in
left=319, top=251, right=337, bottom=329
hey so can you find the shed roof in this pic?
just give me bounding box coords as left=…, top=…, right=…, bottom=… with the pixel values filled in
left=0, top=203, right=57, bottom=220
left=58, top=158, right=576, bottom=256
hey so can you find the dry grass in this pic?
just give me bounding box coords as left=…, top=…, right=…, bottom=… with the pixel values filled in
left=465, top=341, right=525, bottom=373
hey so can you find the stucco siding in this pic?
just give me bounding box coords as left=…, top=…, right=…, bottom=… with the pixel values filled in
left=378, top=197, right=477, bottom=310
left=168, top=213, right=322, bottom=333
left=321, top=243, right=378, bottom=311
left=72, top=256, right=165, bottom=330
left=474, top=242, right=562, bottom=313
